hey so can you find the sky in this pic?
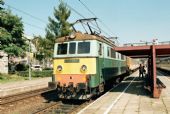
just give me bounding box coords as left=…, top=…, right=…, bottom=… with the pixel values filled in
left=3, top=0, right=170, bottom=45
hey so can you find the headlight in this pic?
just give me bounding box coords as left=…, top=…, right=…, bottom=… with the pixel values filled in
left=81, top=65, right=87, bottom=72
left=57, top=65, right=62, bottom=72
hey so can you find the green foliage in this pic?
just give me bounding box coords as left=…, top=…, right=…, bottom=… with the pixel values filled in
left=0, top=73, right=27, bottom=83
left=0, top=0, right=4, bottom=10
left=41, top=0, right=72, bottom=59
left=0, top=0, right=4, bottom=4
left=32, top=35, right=52, bottom=61
left=0, top=7, right=26, bottom=57
left=17, top=70, right=53, bottom=77
left=47, top=0, right=72, bottom=37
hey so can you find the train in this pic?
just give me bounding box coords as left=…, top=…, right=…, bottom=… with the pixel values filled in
left=48, top=32, right=139, bottom=99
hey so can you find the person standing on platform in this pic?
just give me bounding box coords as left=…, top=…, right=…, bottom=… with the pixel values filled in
left=139, top=64, right=144, bottom=78
left=143, top=65, right=146, bottom=76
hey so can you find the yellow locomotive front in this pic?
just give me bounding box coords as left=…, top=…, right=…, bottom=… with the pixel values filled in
left=51, top=33, right=99, bottom=99
left=54, top=58, right=96, bottom=88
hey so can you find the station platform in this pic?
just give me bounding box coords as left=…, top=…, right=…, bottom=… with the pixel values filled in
left=0, top=77, right=51, bottom=97
left=78, top=71, right=170, bottom=114
left=158, top=66, right=170, bottom=71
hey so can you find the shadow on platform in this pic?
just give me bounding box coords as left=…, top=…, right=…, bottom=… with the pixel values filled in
left=41, top=75, right=157, bottom=103
left=109, top=76, right=151, bottom=97
left=157, top=70, right=170, bottom=77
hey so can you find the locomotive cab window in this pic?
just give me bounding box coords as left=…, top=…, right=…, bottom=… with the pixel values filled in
left=78, top=42, right=90, bottom=54
left=57, top=43, right=68, bottom=55
left=69, top=42, right=76, bottom=54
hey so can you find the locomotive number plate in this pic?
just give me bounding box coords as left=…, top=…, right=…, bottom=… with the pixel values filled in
left=64, top=59, right=80, bottom=63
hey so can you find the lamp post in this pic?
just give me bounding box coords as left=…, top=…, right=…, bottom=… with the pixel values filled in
left=23, top=34, right=32, bottom=80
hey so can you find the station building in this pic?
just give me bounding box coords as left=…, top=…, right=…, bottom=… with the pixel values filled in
left=0, top=51, right=8, bottom=74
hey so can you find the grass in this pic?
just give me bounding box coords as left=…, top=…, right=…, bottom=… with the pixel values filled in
left=17, top=70, right=53, bottom=77
left=0, top=73, right=28, bottom=83
left=0, top=70, right=52, bottom=84
left=0, top=73, right=48, bottom=84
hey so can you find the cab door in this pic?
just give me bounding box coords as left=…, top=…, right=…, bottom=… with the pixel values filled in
left=98, top=43, right=105, bottom=84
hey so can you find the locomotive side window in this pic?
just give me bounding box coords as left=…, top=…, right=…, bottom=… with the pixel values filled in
left=107, top=47, right=111, bottom=57
left=99, top=43, right=102, bottom=56
left=57, top=43, right=68, bottom=55
left=69, top=42, right=76, bottom=54
left=121, top=55, right=124, bottom=60
left=78, top=42, right=90, bottom=54
left=111, top=49, right=116, bottom=58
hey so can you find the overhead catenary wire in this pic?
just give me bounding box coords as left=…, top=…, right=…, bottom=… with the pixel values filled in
left=4, top=3, right=47, bottom=24
left=66, top=4, right=86, bottom=19
left=66, top=2, right=111, bottom=37
left=24, top=22, right=45, bottom=31
left=78, top=0, right=120, bottom=45
left=1, top=7, right=45, bottom=31
left=78, top=0, right=117, bottom=37
left=4, top=1, right=116, bottom=39
left=4, top=3, right=46, bottom=32
left=78, top=0, right=97, bottom=18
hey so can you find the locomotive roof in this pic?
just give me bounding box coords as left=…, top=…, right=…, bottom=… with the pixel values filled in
left=55, top=32, right=116, bottom=47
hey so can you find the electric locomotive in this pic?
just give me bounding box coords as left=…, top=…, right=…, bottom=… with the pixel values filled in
left=49, top=31, right=130, bottom=99
left=48, top=18, right=134, bottom=99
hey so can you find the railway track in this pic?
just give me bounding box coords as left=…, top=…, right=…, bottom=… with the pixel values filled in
left=31, top=74, right=127, bottom=114
left=0, top=71, right=135, bottom=114
left=32, top=100, right=90, bottom=114
left=0, top=88, right=53, bottom=105
left=0, top=87, right=90, bottom=114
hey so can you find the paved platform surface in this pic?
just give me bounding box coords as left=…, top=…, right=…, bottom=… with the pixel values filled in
left=159, top=66, right=170, bottom=71
left=0, top=77, right=51, bottom=97
left=78, top=71, right=170, bottom=114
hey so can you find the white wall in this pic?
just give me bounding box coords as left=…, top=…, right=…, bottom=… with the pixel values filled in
left=0, top=51, right=8, bottom=74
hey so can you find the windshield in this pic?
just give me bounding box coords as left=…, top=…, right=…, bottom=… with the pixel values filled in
left=56, top=42, right=91, bottom=56
left=78, top=42, right=90, bottom=54
left=69, top=42, right=76, bottom=54
left=57, top=43, right=68, bottom=55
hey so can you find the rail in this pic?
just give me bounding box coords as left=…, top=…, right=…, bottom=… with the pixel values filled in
left=32, top=100, right=89, bottom=114
left=0, top=88, right=52, bottom=105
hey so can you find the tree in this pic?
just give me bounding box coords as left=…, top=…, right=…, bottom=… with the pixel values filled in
left=32, top=36, right=43, bottom=61
left=31, top=1, right=72, bottom=66
left=0, top=7, right=26, bottom=57
left=46, top=0, right=72, bottom=38
left=0, top=0, right=4, bottom=10
left=32, top=36, right=52, bottom=60
left=43, top=0, right=72, bottom=59
left=32, top=35, right=53, bottom=67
